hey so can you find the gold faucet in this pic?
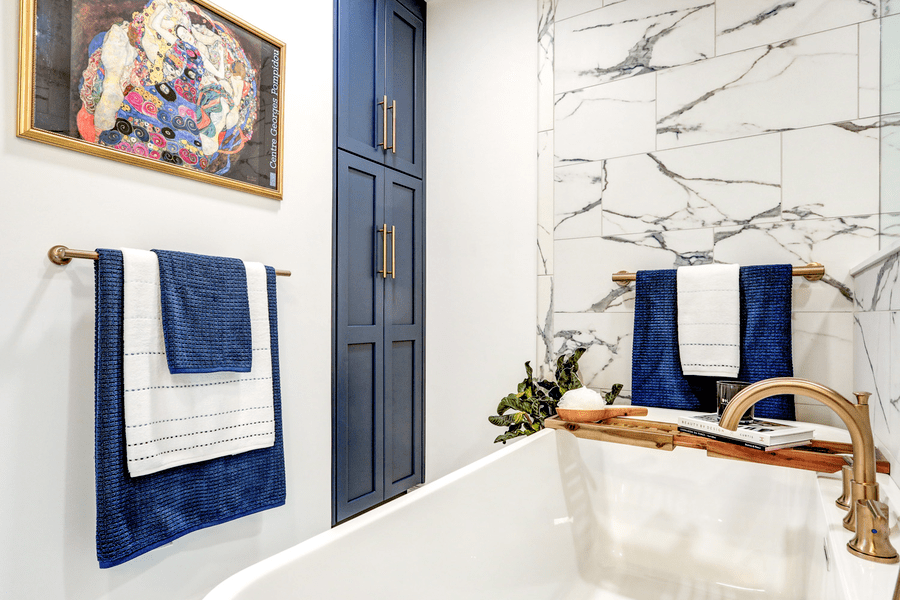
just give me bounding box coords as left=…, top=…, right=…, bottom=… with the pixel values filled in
left=720, top=377, right=898, bottom=564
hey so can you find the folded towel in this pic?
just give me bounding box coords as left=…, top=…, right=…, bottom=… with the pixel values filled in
left=95, top=249, right=285, bottom=568
left=677, top=263, right=740, bottom=378
left=151, top=249, right=252, bottom=374
left=631, top=265, right=795, bottom=420
left=738, top=264, right=794, bottom=420
left=122, top=249, right=275, bottom=477
left=631, top=269, right=708, bottom=411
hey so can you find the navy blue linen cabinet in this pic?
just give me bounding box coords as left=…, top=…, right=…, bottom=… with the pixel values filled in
left=334, top=0, right=425, bottom=524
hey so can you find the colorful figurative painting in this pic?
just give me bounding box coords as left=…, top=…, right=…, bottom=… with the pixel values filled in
left=20, top=0, right=284, bottom=199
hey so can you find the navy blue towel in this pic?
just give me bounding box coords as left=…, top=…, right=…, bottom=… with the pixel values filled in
left=631, top=265, right=794, bottom=419
left=152, top=249, right=252, bottom=374
left=738, top=265, right=794, bottom=420
left=94, top=249, right=285, bottom=568
left=631, top=269, right=710, bottom=411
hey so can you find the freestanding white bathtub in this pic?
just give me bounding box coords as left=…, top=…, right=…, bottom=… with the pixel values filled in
left=205, top=408, right=900, bottom=600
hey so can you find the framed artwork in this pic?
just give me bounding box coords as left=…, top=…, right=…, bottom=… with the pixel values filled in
left=17, top=0, right=285, bottom=200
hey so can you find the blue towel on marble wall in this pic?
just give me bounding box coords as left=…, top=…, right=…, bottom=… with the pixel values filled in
left=631, top=266, right=795, bottom=419
left=151, top=249, right=252, bottom=374
left=94, top=249, right=285, bottom=568
left=631, top=269, right=710, bottom=411
left=738, top=264, right=794, bottom=420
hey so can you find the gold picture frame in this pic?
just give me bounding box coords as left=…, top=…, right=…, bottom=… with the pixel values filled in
left=17, top=0, right=285, bottom=200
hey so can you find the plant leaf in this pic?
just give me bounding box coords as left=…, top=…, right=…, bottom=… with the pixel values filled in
left=604, top=383, right=624, bottom=405
left=497, top=393, right=526, bottom=415
left=488, top=415, right=515, bottom=427
left=494, top=430, right=526, bottom=444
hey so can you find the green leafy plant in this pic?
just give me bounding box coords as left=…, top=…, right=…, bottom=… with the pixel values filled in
left=488, top=349, right=621, bottom=444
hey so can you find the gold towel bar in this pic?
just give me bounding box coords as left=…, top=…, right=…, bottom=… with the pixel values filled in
left=47, top=245, right=291, bottom=277
left=612, top=262, right=824, bottom=286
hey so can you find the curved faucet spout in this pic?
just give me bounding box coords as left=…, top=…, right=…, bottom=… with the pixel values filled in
left=720, top=377, right=895, bottom=562
left=720, top=377, right=875, bottom=488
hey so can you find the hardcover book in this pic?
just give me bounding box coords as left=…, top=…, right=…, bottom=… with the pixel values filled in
left=676, top=413, right=815, bottom=446
left=677, top=425, right=813, bottom=451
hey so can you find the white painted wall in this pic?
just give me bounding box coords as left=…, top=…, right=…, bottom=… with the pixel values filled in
left=424, top=0, right=538, bottom=481
left=1, top=0, right=538, bottom=598
left=1, top=2, right=334, bottom=598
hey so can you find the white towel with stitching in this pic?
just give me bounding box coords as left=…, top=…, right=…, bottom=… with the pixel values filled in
left=122, top=248, right=274, bottom=477
left=677, top=263, right=741, bottom=378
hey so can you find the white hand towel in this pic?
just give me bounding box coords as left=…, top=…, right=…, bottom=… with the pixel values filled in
left=122, top=248, right=275, bottom=477
left=677, top=263, right=740, bottom=378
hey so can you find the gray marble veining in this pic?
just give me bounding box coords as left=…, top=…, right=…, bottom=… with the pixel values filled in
left=552, top=312, right=634, bottom=391
left=601, top=134, right=781, bottom=235
left=554, top=229, right=714, bottom=313
left=657, top=26, right=858, bottom=149
left=555, top=73, right=657, bottom=163
left=538, top=0, right=557, bottom=132
left=715, top=216, right=880, bottom=309
left=782, top=118, right=880, bottom=221
left=555, top=0, right=714, bottom=93
left=716, top=0, right=878, bottom=56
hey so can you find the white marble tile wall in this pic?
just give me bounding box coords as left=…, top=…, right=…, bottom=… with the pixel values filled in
left=852, top=245, right=900, bottom=487
left=537, top=0, right=900, bottom=427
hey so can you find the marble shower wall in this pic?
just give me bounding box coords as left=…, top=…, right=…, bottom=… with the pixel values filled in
left=537, top=0, right=900, bottom=427
left=853, top=246, right=900, bottom=487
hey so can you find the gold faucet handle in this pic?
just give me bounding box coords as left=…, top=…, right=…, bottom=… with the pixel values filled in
left=853, top=392, right=871, bottom=405
left=836, top=464, right=852, bottom=510
left=848, top=499, right=899, bottom=563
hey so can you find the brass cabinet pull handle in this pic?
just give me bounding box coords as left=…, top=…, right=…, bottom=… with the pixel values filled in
left=388, top=100, right=396, bottom=154
left=377, top=96, right=388, bottom=150
left=377, top=224, right=388, bottom=278
left=389, top=226, right=396, bottom=279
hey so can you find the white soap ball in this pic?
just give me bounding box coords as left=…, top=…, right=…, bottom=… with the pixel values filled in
left=558, top=387, right=603, bottom=410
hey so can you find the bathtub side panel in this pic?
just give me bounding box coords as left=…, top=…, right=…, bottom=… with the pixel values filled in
left=206, top=431, right=579, bottom=600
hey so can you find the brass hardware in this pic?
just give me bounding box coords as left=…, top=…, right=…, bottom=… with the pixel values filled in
left=848, top=500, right=899, bottom=564
left=798, top=262, right=825, bottom=281
left=377, top=225, right=388, bottom=278
left=721, top=378, right=896, bottom=563
left=836, top=463, right=852, bottom=510
left=389, top=225, right=396, bottom=279
left=378, top=96, right=388, bottom=150
left=49, top=245, right=94, bottom=265
left=611, top=263, right=826, bottom=286
left=47, top=245, right=291, bottom=276
left=389, top=100, right=397, bottom=154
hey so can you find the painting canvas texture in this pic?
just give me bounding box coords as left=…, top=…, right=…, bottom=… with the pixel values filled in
left=33, top=0, right=280, bottom=190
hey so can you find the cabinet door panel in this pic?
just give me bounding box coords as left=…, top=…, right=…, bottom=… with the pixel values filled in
left=337, top=0, right=386, bottom=165
left=345, top=164, right=379, bottom=326
left=335, top=151, right=386, bottom=522
left=385, top=179, right=415, bottom=325
left=383, top=169, right=423, bottom=499
left=385, top=0, right=424, bottom=178
left=346, top=343, right=381, bottom=502
left=387, top=340, right=415, bottom=485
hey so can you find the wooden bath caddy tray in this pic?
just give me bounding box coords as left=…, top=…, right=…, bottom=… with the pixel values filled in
left=544, top=415, right=890, bottom=475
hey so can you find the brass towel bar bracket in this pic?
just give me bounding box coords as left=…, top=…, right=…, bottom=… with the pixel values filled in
left=47, top=245, right=292, bottom=277
left=612, top=262, right=824, bottom=286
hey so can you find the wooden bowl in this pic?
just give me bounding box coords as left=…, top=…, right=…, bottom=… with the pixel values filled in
left=556, top=408, right=608, bottom=423
left=556, top=406, right=648, bottom=423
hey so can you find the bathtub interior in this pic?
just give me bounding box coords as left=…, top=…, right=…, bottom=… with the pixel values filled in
left=208, top=427, right=833, bottom=600
left=553, top=431, right=827, bottom=599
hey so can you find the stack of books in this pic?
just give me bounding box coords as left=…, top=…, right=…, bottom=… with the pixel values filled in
left=676, top=413, right=816, bottom=451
